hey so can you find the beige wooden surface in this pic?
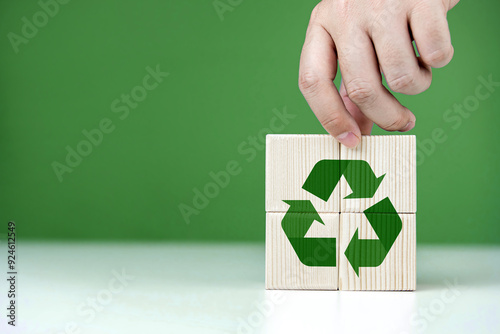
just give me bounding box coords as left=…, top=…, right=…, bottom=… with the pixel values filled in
left=265, top=135, right=416, bottom=291
left=265, top=212, right=339, bottom=290
left=340, top=135, right=416, bottom=213
left=338, top=213, right=416, bottom=291
left=265, top=134, right=340, bottom=213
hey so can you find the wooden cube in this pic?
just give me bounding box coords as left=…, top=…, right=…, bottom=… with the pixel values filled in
left=340, top=136, right=416, bottom=214
left=338, top=213, right=416, bottom=291
left=265, top=134, right=416, bottom=291
left=265, top=212, right=339, bottom=290
left=266, top=135, right=341, bottom=213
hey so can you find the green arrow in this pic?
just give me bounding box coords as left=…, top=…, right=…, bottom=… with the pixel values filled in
left=342, top=160, right=386, bottom=199
left=344, top=197, right=402, bottom=276
left=281, top=200, right=336, bottom=267
left=302, top=160, right=385, bottom=201
left=301, top=160, right=343, bottom=202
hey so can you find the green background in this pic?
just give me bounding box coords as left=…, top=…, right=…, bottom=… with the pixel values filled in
left=0, top=0, right=498, bottom=244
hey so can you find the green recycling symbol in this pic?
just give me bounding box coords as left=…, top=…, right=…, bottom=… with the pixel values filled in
left=281, top=160, right=402, bottom=276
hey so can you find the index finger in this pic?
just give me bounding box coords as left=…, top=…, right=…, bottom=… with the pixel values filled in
left=299, top=21, right=361, bottom=148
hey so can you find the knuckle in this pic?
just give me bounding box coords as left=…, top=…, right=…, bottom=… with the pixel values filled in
left=298, top=70, right=321, bottom=94
left=386, top=72, right=417, bottom=93
left=368, top=21, right=383, bottom=38
left=345, top=78, right=377, bottom=106
left=423, top=46, right=453, bottom=67
left=379, top=114, right=408, bottom=131
left=412, top=0, right=433, bottom=14
left=320, top=114, right=343, bottom=131
left=310, top=3, right=324, bottom=22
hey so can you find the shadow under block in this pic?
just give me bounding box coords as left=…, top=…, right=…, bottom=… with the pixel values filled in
left=265, top=212, right=339, bottom=290
left=340, top=135, right=416, bottom=213
left=265, top=134, right=341, bottom=213
left=339, top=213, right=416, bottom=291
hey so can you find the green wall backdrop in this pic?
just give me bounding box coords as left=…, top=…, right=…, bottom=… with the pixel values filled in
left=0, top=0, right=498, bottom=243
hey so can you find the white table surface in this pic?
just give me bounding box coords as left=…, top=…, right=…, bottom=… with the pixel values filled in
left=1, top=242, right=499, bottom=334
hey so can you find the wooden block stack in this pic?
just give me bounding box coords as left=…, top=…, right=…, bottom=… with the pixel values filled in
left=265, top=135, right=416, bottom=291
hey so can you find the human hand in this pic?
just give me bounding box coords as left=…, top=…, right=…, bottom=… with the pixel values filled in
left=299, top=0, right=460, bottom=147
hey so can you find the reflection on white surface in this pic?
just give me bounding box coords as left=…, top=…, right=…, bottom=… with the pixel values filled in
left=0, top=243, right=498, bottom=334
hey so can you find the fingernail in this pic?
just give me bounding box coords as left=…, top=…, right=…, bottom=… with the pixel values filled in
left=400, top=121, right=415, bottom=132
left=337, top=132, right=359, bottom=148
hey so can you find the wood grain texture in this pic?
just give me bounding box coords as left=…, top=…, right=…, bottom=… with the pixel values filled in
left=265, top=212, right=339, bottom=290
left=265, top=135, right=340, bottom=213
left=338, top=213, right=416, bottom=291
left=340, top=135, right=416, bottom=213
left=265, top=134, right=416, bottom=291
